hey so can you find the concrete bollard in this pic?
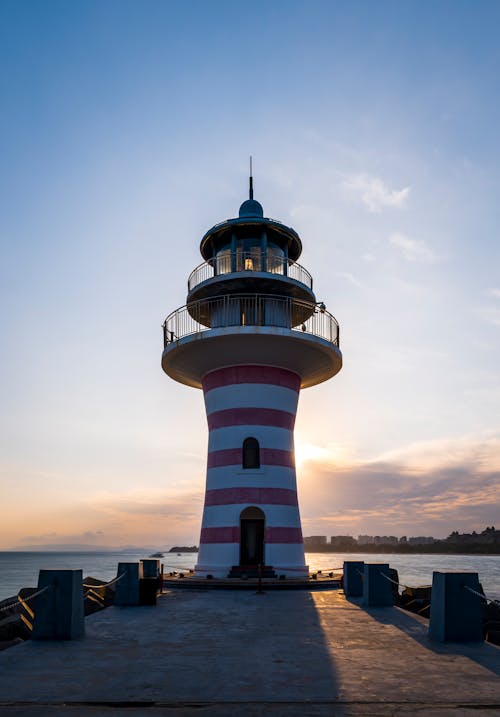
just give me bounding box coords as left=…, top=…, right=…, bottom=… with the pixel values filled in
left=140, top=559, right=161, bottom=605
left=32, top=569, right=85, bottom=640
left=343, top=561, right=364, bottom=597
left=114, top=562, right=143, bottom=606
left=429, top=571, right=484, bottom=642
left=140, top=559, right=160, bottom=578
left=362, top=563, right=393, bottom=607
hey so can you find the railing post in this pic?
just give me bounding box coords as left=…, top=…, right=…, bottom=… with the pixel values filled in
left=256, top=563, right=264, bottom=595
left=231, top=233, right=236, bottom=273
left=261, top=230, right=267, bottom=272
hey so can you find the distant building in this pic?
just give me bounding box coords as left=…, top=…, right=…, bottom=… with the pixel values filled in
left=357, top=535, right=398, bottom=545
left=408, top=536, right=436, bottom=545
left=304, top=536, right=328, bottom=549
left=446, top=527, right=500, bottom=544
left=330, top=535, right=357, bottom=549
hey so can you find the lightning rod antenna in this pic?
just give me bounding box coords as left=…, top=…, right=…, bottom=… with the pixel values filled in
left=249, top=156, right=254, bottom=200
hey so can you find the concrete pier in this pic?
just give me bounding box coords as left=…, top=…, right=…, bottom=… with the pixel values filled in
left=0, top=589, right=498, bottom=715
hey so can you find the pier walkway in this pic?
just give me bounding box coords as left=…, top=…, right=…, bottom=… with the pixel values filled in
left=0, top=589, right=499, bottom=716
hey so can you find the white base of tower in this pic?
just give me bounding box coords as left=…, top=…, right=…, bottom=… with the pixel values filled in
left=194, top=565, right=310, bottom=579
left=194, top=542, right=309, bottom=578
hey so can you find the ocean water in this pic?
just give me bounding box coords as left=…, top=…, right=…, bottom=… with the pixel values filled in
left=308, top=552, right=500, bottom=599
left=0, top=550, right=499, bottom=602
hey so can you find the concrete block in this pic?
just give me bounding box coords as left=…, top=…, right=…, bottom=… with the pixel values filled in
left=114, top=562, right=143, bottom=606
left=429, top=571, right=483, bottom=642
left=362, top=563, right=393, bottom=607
left=343, top=561, right=364, bottom=597
left=140, top=578, right=158, bottom=605
left=141, top=559, right=160, bottom=578
left=32, top=569, right=84, bottom=640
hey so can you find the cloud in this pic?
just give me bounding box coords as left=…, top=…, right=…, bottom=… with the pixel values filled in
left=334, top=271, right=364, bottom=288
left=372, top=433, right=500, bottom=473
left=20, top=530, right=106, bottom=548
left=390, top=232, right=437, bottom=263
left=342, top=173, right=410, bottom=212
left=297, top=433, right=500, bottom=538
left=478, top=307, right=500, bottom=327
left=8, top=434, right=500, bottom=548
left=5, top=487, right=206, bottom=549
left=81, top=488, right=205, bottom=545
left=478, top=288, right=500, bottom=325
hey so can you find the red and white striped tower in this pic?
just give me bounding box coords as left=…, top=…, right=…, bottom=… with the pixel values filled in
left=162, top=175, right=342, bottom=578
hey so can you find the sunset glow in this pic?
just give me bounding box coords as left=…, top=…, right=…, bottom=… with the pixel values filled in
left=1, top=1, right=499, bottom=549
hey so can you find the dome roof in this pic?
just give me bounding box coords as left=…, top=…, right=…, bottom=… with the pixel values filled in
left=238, top=199, right=264, bottom=218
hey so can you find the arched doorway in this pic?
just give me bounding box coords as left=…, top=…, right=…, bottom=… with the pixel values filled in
left=240, top=506, right=265, bottom=566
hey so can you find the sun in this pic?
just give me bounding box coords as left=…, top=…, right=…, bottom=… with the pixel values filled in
left=295, top=443, right=335, bottom=468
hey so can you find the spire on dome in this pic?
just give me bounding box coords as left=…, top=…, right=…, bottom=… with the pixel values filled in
left=239, top=155, right=263, bottom=217
left=249, top=155, right=254, bottom=200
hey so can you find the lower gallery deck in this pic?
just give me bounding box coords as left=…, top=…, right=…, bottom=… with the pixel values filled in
left=0, top=589, right=499, bottom=715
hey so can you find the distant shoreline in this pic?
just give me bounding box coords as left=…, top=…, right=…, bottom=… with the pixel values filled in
left=1, top=546, right=499, bottom=556
left=305, top=544, right=500, bottom=555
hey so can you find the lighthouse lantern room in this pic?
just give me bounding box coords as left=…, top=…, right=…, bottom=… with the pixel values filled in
left=162, top=173, right=342, bottom=578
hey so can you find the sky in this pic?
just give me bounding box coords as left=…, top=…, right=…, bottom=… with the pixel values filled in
left=1, top=0, right=499, bottom=549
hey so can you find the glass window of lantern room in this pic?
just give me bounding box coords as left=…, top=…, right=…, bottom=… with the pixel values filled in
left=267, top=242, right=285, bottom=274
left=243, top=437, right=260, bottom=469
left=234, top=237, right=262, bottom=272
left=215, top=243, right=231, bottom=275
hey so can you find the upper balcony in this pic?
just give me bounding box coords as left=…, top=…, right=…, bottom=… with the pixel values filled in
left=187, top=251, right=314, bottom=304
left=163, top=294, right=339, bottom=347
left=161, top=294, right=342, bottom=389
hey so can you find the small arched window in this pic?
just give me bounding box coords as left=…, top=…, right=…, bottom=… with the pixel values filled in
left=242, top=437, right=260, bottom=469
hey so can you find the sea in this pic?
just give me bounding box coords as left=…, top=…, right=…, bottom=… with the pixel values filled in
left=0, top=550, right=499, bottom=602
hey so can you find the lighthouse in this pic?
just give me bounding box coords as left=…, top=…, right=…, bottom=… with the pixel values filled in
left=162, top=174, right=342, bottom=578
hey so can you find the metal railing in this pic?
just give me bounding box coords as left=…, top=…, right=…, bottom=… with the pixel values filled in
left=188, top=252, right=313, bottom=292
left=163, top=294, right=339, bottom=348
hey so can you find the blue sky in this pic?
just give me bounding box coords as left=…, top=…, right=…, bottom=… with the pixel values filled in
left=1, top=0, right=499, bottom=548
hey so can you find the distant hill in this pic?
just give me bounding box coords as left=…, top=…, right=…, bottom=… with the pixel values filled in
left=8, top=544, right=156, bottom=552
left=168, top=546, right=199, bottom=553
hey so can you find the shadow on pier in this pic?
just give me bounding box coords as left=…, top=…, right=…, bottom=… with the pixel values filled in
left=1, top=589, right=500, bottom=715
left=358, top=598, right=500, bottom=678
left=0, top=589, right=343, bottom=711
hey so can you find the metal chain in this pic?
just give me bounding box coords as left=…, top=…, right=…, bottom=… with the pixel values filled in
left=163, top=564, right=194, bottom=572
left=378, top=570, right=431, bottom=592
left=378, top=571, right=410, bottom=590
left=463, top=584, right=500, bottom=606
left=82, top=573, right=126, bottom=589
left=0, top=585, right=52, bottom=614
